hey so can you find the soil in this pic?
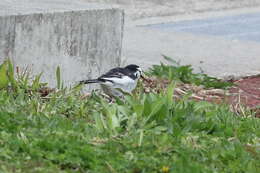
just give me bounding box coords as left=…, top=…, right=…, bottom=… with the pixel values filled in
left=142, top=75, right=260, bottom=118
left=228, top=75, right=260, bottom=117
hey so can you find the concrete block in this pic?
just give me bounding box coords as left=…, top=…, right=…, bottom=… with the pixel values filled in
left=0, top=0, right=124, bottom=87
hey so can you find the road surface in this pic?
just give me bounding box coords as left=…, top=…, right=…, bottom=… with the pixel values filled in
left=123, top=9, right=260, bottom=78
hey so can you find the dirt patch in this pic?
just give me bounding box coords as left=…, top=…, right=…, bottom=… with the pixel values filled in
left=229, top=76, right=260, bottom=108
left=142, top=75, right=260, bottom=117
left=229, top=76, right=260, bottom=117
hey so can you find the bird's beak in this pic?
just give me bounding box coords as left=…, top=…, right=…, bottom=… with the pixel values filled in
left=140, top=74, right=149, bottom=82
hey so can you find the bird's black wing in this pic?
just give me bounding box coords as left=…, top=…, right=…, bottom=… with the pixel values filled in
left=98, top=67, right=130, bottom=79
left=80, top=67, right=133, bottom=84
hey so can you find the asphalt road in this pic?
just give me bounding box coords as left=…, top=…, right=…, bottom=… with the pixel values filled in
left=146, top=12, right=260, bottom=43
left=123, top=10, right=260, bottom=78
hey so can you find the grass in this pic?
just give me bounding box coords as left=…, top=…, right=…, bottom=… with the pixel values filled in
left=0, top=59, right=259, bottom=173
left=147, top=55, right=233, bottom=89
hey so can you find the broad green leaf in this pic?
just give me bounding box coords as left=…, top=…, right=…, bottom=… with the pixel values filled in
left=166, top=82, right=175, bottom=107
left=145, top=99, right=165, bottom=123
left=143, top=96, right=152, bottom=116
left=133, top=104, right=144, bottom=117
left=126, top=113, right=137, bottom=131
left=7, top=59, right=16, bottom=88
left=56, top=66, right=61, bottom=89
left=156, top=104, right=169, bottom=121
left=0, top=60, right=9, bottom=89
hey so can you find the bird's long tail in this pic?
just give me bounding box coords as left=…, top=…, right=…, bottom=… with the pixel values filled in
left=79, top=79, right=100, bottom=84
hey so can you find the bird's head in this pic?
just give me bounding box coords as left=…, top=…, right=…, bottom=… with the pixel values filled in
left=125, top=64, right=143, bottom=79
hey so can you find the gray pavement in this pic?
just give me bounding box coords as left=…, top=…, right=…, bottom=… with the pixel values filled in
left=123, top=9, right=260, bottom=78
left=145, top=12, right=260, bottom=42
left=83, top=0, right=260, bottom=20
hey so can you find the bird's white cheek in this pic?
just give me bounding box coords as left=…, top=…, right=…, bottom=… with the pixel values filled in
left=135, top=71, right=141, bottom=78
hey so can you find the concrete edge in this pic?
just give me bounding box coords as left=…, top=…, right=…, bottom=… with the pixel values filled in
left=1, top=7, right=124, bottom=18
left=222, top=72, right=260, bottom=81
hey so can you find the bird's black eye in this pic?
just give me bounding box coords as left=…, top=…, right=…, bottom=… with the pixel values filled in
left=135, top=71, right=141, bottom=78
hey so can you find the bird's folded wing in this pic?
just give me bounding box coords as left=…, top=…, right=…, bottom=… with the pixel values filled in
left=99, top=67, right=129, bottom=79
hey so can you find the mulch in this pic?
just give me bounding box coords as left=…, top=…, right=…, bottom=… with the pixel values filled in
left=229, top=76, right=260, bottom=108
left=229, top=76, right=260, bottom=117
left=142, top=75, right=260, bottom=118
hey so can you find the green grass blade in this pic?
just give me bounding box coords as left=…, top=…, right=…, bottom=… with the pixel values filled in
left=56, top=66, right=61, bottom=89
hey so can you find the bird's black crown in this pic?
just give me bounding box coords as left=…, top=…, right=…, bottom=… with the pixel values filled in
left=125, top=64, right=140, bottom=71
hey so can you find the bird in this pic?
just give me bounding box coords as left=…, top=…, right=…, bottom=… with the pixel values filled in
left=80, top=64, right=143, bottom=97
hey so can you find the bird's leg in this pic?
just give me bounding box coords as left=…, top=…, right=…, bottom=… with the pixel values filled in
left=100, top=93, right=114, bottom=103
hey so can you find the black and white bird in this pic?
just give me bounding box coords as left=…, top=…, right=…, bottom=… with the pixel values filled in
left=80, top=64, right=143, bottom=97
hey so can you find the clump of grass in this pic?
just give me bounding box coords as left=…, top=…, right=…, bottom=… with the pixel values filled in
left=147, top=55, right=233, bottom=89
left=0, top=60, right=259, bottom=173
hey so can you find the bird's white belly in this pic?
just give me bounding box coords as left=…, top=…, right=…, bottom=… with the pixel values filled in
left=102, top=76, right=137, bottom=93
